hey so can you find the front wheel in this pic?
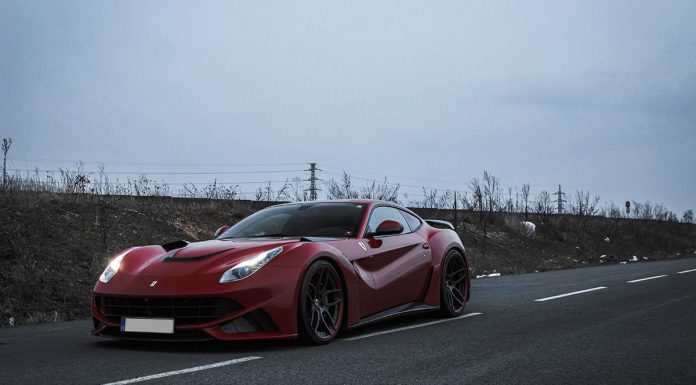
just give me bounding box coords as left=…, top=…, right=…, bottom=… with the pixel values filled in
left=298, top=260, right=344, bottom=344
left=440, top=250, right=469, bottom=317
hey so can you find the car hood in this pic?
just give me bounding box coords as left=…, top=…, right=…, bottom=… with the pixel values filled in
left=119, top=238, right=301, bottom=277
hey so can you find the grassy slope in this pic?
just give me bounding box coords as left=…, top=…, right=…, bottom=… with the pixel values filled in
left=1, top=192, right=694, bottom=326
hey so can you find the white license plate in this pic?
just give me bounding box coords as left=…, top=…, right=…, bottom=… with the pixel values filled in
left=120, top=317, right=175, bottom=334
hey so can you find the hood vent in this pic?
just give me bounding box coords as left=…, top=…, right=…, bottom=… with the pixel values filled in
left=161, top=240, right=190, bottom=252
left=162, top=247, right=236, bottom=262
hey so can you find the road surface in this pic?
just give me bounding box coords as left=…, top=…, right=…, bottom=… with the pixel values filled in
left=1, top=257, right=695, bottom=385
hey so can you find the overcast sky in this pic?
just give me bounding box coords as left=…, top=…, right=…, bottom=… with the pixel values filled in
left=2, top=0, right=695, bottom=213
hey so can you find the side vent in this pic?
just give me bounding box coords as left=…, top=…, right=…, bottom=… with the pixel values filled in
left=425, top=220, right=454, bottom=230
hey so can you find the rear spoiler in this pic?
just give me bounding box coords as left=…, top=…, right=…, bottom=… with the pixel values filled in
left=425, top=219, right=455, bottom=230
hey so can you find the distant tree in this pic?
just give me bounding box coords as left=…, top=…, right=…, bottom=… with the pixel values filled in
left=572, top=190, right=600, bottom=217
left=504, top=187, right=514, bottom=212
left=603, top=201, right=623, bottom=219
left=640, top=201, right=654, bottom=220
left=521, top=183, right=530, bottom=220
left=683, top=209, right=694, bottom=224
left=325, top=172, right=399, bottom=202
left=458, top=191, right=474, bottom=211
left=254, top=182, right=275, bottom=201
left=2, top=137, right=12, bottom=188
left=289, top=177, right=308, bottom=202
left=535, top=190, right=553, bottom=218
left=360, top=178, right=399, bottom=202
left=468, top=177, right=483, bottom=219
left=482, top=170, right=499, bottom=215
left=325, top=172, right=358, bottom=200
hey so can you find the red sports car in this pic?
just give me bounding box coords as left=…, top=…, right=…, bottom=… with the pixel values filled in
left=91, top=200, right=470, bottom=344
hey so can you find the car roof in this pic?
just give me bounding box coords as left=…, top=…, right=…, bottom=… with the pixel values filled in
left=275, top=199, right=394, bottom=207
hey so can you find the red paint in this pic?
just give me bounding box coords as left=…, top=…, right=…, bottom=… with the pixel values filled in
left=91, top=199, right=469, bottom=341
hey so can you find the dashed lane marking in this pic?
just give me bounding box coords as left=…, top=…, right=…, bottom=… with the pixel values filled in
left=627, top=275, right=668, bottom=283
left=534, top=287, right=607, bottom=302
left=101, top=356, right=261, bottom=385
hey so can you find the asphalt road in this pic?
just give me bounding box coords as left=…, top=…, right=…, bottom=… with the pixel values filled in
left=2, top=257, right=695, bottom=385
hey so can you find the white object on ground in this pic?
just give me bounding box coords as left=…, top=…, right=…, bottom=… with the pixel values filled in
left=520, top=221, right=536, bottom=237
left=476, top=273, right=501, bottom=278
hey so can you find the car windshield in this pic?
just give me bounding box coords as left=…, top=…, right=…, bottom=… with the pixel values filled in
left=220, top=202, right=366, bottom=238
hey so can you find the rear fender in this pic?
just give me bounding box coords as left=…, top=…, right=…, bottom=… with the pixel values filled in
left=421, top=228, right=469, bottom=306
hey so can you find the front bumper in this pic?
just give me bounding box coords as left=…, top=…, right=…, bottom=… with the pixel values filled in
left=91, top=266, right=303, bottom=341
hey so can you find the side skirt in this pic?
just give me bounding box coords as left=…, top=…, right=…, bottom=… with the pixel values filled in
left=348, top=301, right=439, bottom=330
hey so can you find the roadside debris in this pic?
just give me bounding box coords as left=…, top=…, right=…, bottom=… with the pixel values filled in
left=476, top=272, right=501, bottom=278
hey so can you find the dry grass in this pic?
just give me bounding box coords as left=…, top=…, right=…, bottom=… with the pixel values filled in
left=1, top=191, right=694, bottom=327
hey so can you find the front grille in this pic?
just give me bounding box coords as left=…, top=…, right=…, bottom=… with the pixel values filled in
left=96, top=296, right=242, bottom=326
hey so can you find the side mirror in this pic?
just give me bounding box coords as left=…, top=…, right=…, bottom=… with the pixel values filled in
left=214, top=225, right=230, bottom=238
left=368, top=220, right=404, bottom=237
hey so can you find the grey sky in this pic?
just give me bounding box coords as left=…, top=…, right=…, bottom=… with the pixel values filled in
left=2, top=1, right=695, bottom=213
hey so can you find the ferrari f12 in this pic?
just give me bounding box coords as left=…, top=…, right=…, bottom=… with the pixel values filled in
left=91, top=200, right=470, bottom=344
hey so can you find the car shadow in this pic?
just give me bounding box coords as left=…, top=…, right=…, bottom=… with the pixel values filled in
left=90, top=337, right=299, bottom=354
left=90, top=310, right=464, bottom=352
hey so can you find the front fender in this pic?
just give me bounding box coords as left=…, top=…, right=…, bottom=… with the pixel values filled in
left=274, top=242, right=363, bottom=328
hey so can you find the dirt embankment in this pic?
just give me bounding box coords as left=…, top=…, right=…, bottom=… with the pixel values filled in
left=1, top=192, right=694, bottom=326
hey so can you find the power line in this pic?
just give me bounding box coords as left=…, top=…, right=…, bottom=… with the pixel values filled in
left=8, top=168, right=305, bottom=175
left=322, top=164, right=464, bottom=186
left=7, top=157, right=308, bottom=168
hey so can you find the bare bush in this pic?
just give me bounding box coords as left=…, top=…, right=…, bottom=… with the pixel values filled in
left=324, top=172, right=400, bottom=202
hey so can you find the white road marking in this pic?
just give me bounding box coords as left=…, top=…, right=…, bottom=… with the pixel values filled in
left=101, top=356, right=261, bottom=385
left=342, top=312, right=482, bottom=341
left=534, top=286, right=607, bottom=302
left=677, top=269, right=696, bottom=274
left=627, top=275, right=668, bottom=283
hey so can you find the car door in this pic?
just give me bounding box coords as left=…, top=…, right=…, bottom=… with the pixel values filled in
left=358, top=206, right=432, bottom=316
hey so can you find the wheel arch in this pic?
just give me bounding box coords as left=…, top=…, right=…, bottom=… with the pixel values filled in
left=422, top=229, right=470, bottom=305
left=292, top=250, right=360, bottom=334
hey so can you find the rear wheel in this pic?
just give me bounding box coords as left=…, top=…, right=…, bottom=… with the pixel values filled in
left=440, top=250, right=469, bottom=316
left=298, top=260, right=344, bottom=344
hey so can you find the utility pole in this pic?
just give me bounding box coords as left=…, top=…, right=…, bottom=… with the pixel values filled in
left=305, top=162, right=321, bottom=201
left=554, top=184, right=566, bottom=214
left=453, top=191, right=458, bottom=231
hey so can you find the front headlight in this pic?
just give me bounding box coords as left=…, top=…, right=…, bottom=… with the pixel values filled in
left=219, top=246, right=283, bottom=283
left=99, top=249, right=133, bottom=283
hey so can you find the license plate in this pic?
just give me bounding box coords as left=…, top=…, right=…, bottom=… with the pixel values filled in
left=120, top=317, right=175, bottom=334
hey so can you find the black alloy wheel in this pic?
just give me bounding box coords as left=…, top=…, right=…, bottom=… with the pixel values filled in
left=440, top=250, right=469, bottom=316
left=298, top=260, right=344, bottom=344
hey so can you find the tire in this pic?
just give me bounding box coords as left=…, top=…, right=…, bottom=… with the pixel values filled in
left=440, top=250, right=469, bottom=317
left=298, top=260, right=344, bottom=344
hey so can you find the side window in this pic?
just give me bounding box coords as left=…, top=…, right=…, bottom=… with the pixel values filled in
left=399, top=210, right=422, bottom=231
left=366, top=207, right=410, bottom=235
